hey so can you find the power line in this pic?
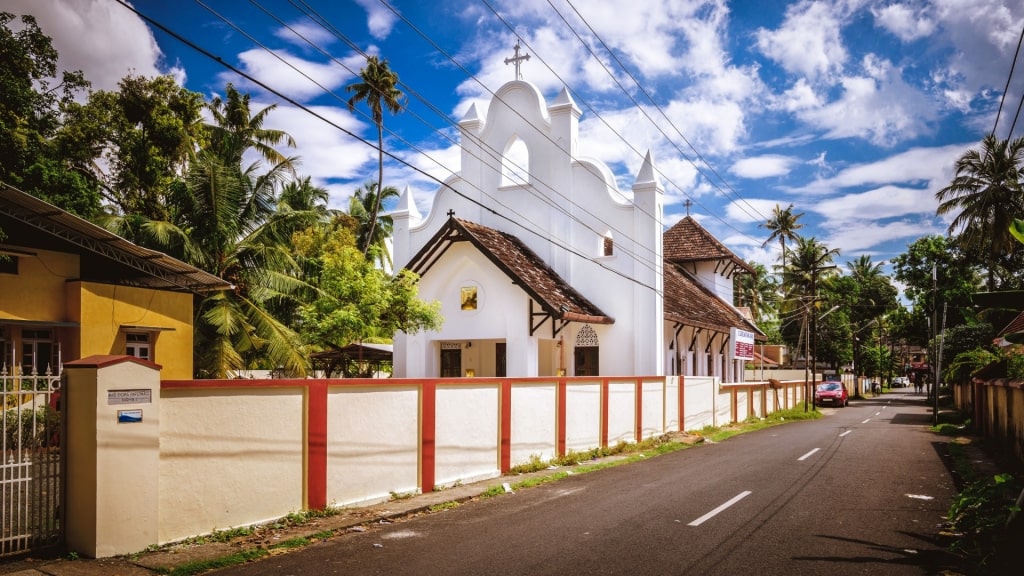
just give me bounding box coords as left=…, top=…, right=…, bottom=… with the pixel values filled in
left=556, top=0, right=768, bottom=224
left=478, top=0, right=766, bottom=246
left=112, top=0, right=668, bottom=297
left=246, top=0, right=667, bottom=277
left=993, top=21, right=1024, bottom=137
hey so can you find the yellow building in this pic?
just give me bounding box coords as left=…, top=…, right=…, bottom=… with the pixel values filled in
left=1, top=185, right=230, bottom=380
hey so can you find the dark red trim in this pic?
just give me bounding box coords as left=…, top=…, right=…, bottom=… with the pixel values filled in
left=556, top=378, right=567, bottom=456
left=600, top=379, right=609, bottom=447
left=678, top=376, right=685, bottom=431
left=500, top=380, right=511, bottom=473
left=64, top=354, right=162, bottom=371
left=634, top=378, right=642, bottom=442
left=307, top=380, right=328, bottom=509
left=420, top=381, right=436, bottom=493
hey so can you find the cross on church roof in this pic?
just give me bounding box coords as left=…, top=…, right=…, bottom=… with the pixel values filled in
left=684, top=199, right=693, bottom=216
left=504, top=39, right=531, bottom=80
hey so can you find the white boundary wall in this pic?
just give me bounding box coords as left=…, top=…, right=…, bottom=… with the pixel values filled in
left=63, top=360, right=810, bottom=558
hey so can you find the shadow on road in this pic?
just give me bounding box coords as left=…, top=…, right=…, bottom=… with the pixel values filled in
left=791, top=532, right=965, bottom=574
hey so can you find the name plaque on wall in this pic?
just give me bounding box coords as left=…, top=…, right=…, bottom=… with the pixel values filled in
left=108, top=389, right=152, bottom=405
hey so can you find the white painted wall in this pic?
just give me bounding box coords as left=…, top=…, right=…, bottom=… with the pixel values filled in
left=510, top=383, right=557, bottom=464
left=434, top=384, right=501, bottom=487
left=327, top=386, right=420, bottom=506
left=159, top=387, right=305, bottom=543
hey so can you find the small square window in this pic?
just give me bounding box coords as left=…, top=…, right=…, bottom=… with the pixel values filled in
left=0, top=256, right=18, bottom=275
left=125, top=332, right=151, bottom=361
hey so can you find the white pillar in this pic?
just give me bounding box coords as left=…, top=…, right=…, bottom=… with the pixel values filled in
left=64, top=355, right=161, bottom=558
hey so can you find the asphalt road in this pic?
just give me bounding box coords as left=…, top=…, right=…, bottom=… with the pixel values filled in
left=213, top=391, right=963, bottom=575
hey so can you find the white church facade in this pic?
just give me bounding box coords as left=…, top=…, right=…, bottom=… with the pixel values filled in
left=391, top=76, right=759, bottom=381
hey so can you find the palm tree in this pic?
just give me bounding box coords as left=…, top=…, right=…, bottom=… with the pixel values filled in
left=936, top=134, right=1024, bottom=290
left=348, top=181, right=399, bottom=270
left=346, top=56, right=405, bottom=256
left=178, top=151, right=316, bottom=378
left=208, top=83, right=297, bottom=169
left=760, top=203, right=805, bottom=278
left=735, top=261, right=777, bottom=323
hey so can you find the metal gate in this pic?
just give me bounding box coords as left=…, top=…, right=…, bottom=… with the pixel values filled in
left=1, top=367, right=62, bottom=556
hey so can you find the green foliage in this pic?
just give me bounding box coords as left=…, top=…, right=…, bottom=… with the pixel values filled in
left=947, top=472, right=1022, bottom=560
left=0, top=12, right=98, bottom=216
left=936, top=134, right=1024, bottom=291
left=1009, top=355, right=1024, bottom=381
left=2, top=405, right=58, bottom=448
left=298, top=230, right=442, bottom=351
left=892, top=235, right=982, bottom=343
left=946, top=348, right=999, bottom=384
left=71, top=74, right=205, bottom=221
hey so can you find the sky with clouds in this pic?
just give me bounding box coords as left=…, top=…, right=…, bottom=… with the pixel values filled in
left=6, top=0, right=1024, bottom=274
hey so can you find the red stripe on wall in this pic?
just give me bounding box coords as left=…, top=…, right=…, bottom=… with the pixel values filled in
left=634, top=379, right=642, bottom=442
left=500, top=380, right=511, bottom=473
left=421, top=381, right=436, bottom=494
left=600, top=379, right=609, bottom=448
left=307, top=380, right=328, bottom=509
left=679, top=376, right=685, bottom=432
left=557, top=378, right=567, bottom=456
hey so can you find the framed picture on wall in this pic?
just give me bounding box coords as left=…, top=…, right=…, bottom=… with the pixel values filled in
left=461, top=286, right=478, bottom=310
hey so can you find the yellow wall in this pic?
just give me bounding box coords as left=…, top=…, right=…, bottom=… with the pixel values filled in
left=73, top=282, right=195, bottom=379
left=0, top=248, right=79, bottom=321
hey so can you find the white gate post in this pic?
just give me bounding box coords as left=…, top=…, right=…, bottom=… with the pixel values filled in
left=63, top=355, right=161, bottom=558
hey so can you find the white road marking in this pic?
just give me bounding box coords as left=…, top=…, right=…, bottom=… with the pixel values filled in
left=688, top=491, right=752, bottom=526
left=798, top=448, right=820, bottom=461
left=839, top=430, right=852, bottom=437
left=861, top=419, right=871, bottom=424
left=875, top=411, right=882, bottom=416
left=905, top=494, right=934, bottom=500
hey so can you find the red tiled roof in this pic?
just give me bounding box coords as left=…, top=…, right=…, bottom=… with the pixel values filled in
left=664, top=216, right=753, bottom=274
left=664, top=262, right=763, bottom=337
left=406, top=218, right=613, bottom=324
left=997, top=310, right=1024, bottom=339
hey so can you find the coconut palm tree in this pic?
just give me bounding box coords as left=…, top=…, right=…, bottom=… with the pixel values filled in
left=760, top=203, right=804, bottom=278
left=735, top=261, right=777, bottom=323
left=346, top=56, right=405, bottom=256
left=348, top=181, right=399, bottom=270
left=936, top=134, right=1024, bottom=290
left=176, top=151, right=317, bottom=378
left=207, top=83, right=296, bottom=168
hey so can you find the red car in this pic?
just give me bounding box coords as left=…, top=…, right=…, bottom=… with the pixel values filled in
left=814, top=382, right=849, bottom=407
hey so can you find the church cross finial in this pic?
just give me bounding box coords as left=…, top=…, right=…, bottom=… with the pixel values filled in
left=504, top=39, right=531, bottom=80
left=684, top=199, right=693, bottom=216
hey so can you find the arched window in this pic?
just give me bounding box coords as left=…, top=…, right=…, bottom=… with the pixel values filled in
left=501, top=136, right=530, bottom=187
left=573, top=325, right=600, bottom=376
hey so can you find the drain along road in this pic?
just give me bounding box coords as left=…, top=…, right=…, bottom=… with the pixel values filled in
left=215, top=392, right=964, bottom=575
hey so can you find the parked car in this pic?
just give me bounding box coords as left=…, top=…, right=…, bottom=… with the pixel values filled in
left=814, top=382, right=849, bottom=407
left=893, top=376, right=909, bottom=387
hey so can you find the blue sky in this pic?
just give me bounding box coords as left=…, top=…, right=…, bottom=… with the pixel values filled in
left=9, top=0, right=1024, bottom=275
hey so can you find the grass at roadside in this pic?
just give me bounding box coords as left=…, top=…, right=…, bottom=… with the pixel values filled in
left=932, top=417, right=1023, bottom=575
left=476, top=406, right=822, bottom=500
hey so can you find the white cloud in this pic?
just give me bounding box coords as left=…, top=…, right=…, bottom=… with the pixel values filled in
left=812, top=184, right=938, bottom=224
left=273, top=21, right=340, bottom=49
left=354, top=0, right=399, bottom=40
left=796, top=55, right=937, bottom=146
left=755, top=0, right=847, bottom=81
left=872, top=3, right=936, bottom=41
left=793, top=143, right=967, bottom=194
left=4, top=0, right=182, bottom=91
left=730, top=155, right=800, bottom=179
left=218, top=48, right=358, bottom=103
